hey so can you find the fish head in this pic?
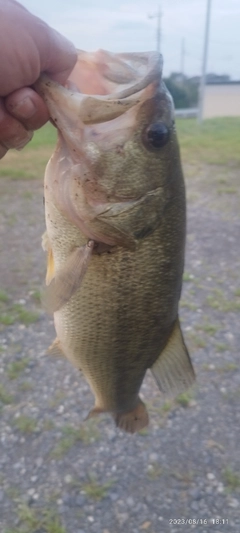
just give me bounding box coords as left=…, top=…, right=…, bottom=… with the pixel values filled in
left=36, top=50, right=183, bottom=247
left=36, top=50, right=178, bottom=197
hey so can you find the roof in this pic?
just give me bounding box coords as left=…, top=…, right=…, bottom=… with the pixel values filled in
left=206, top=81, right=240, bottom=85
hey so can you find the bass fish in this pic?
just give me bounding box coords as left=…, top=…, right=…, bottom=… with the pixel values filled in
left=37, top=50, right=195, bottom=434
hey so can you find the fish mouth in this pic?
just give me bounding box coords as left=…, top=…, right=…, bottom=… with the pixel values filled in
left=35, top=49, right=163, bottom=137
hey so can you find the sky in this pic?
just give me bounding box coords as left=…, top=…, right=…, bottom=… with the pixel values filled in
left=21, top=0, right=240, bottom=79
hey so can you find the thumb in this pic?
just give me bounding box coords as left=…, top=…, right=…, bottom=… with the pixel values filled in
left=38, top=25, right=77, bottom=85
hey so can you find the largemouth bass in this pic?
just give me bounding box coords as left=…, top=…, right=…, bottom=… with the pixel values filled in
left=37, top=50, right=195, bottom=434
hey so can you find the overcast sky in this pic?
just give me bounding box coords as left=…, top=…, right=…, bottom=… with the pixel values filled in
left=22, top=0, right=240, bottom=79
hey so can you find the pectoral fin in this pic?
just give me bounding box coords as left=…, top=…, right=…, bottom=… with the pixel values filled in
left=42, top=241, right=94, bottom=313
left=46, top=248, right=55, bottom=285
left=151, top=319, right=195, bottom=396
left=42, top=231, right=55, bottom=285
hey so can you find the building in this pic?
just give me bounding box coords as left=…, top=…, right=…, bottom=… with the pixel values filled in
left=203, top=81, right=240, bottom=119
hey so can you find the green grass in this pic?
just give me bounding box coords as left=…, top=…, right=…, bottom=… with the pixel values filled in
left=161, top=400, right=173, bottom=413
left=0, top=313, right=15, bottom=325
left=183, top=272, right=194, bottom=282
left=18, top=381, right=33, bottom=392
left=215, top=343, right=229, bottom=352
left=0, top=123, right=56, bottom=180
left=138, top=427, right=149, bottom=436
left=175, top=391, right=193, bottom=407
left=0, top=384, right=14, bottom=404
left=50, top=422, right=100, bottom=459
left=1, top=119, right=240, bottom=182
left=11, top=304, right=39, bottom=325
left=206, top=288, right=240, bottom=313
left=197, top=323, right=219, bottom=335
left=147, top=462, right=162, bottom=480
left=180, top=300, right=198, bottom=311
left=7, top=358, right=29, bottom=380
left=13, top=415, right=37, bottom=433
left=6, top=486, right=21, bottom=501
left=30, top=289, right=41, bottom=304
left=0, top=290, right=9, bottom=303
left=83, top=475, right=114, bottom=500
left=48, top=389, right=66, bottom=408
left=6, top=503, right=66, bottom=533
left=171, top=469, right=193, bottom=483
left=42, top=419, right=55, bottom=431
left=0, top=301, right=39, bottom=327
left=187, top=334, right=207, bottom=349
left=148, top=399, right=174, bottom=418
left=176, top=117, right=240, bottom=166
left=217, top=187, right=237, bottom=194
left=28, top=123, right=57, bottom=149
left=216, top=363, right=238, bottom=373
left=222, top=468, right=240, bottom=492
left=22, top=191, right=33, bottom=200
left=0, top=168, right=35, bottom=180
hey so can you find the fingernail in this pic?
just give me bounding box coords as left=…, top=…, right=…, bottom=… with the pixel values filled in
left=9, top=97, right=36, bottom=119
left=15, top=130, right=33, bottom=150
left=3, top=130, right=33, bottom=151
left=0, top=144, right=8, bottom=159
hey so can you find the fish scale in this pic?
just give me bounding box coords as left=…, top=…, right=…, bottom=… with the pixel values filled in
left=38, top=49, right=195, bottom=433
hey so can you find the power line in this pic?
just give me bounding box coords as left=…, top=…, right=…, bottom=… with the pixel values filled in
left=198, top=0, right=212, bottom=124
left=148, top=6, right=162, bottom=53
left=180, top=38, right=186, bottom=75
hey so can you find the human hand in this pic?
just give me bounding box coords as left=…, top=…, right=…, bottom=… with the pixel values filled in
left=0, top=0, right=77, bottom=159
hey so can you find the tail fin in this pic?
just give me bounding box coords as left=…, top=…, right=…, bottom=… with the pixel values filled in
left=114, top=398, right=149, bottom=434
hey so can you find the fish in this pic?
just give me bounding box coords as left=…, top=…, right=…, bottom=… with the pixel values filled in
left=36, top=49, right=195, bottom=434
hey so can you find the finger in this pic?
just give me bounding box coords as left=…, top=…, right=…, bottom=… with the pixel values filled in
left=39, top=28, right=77, bottom=85
left=0, top=144, right=8, bottom=160
left=5, top=87, right=49, bottom=130
left=0, top=98, right=33, bottom=151
left=0, top=7, right=77, bottom=96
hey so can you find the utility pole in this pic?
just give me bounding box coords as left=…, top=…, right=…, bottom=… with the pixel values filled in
left=198, top=0, right=212, bottom=123
left=181, top=38, right=185, bottom=76
left=149, top=6, right=162, bottom=54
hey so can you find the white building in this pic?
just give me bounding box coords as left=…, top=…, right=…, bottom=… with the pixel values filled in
left=203, top=82, right=240, bottom=119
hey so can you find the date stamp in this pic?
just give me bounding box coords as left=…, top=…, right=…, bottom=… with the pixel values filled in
left=169, top=518, right=229, bottom=526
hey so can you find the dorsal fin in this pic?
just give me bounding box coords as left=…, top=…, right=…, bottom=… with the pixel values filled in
left=151, top=318, right=195, bottom=396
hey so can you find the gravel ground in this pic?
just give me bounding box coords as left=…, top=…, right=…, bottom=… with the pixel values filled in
left=0, top=162, right=239, bottom=533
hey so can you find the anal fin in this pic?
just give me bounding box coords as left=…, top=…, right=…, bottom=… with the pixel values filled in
left=47, top=337, right=65, bottom=358
left=151, top=318, right=195, bottom=397
left=85, top=406, right=106, bottom=421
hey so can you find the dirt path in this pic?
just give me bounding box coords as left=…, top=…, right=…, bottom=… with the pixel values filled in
left=0, top=162, right=239, bottom=533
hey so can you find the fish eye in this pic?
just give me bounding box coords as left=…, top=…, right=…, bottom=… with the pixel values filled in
left=143, top=122, right=170, bottom=150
